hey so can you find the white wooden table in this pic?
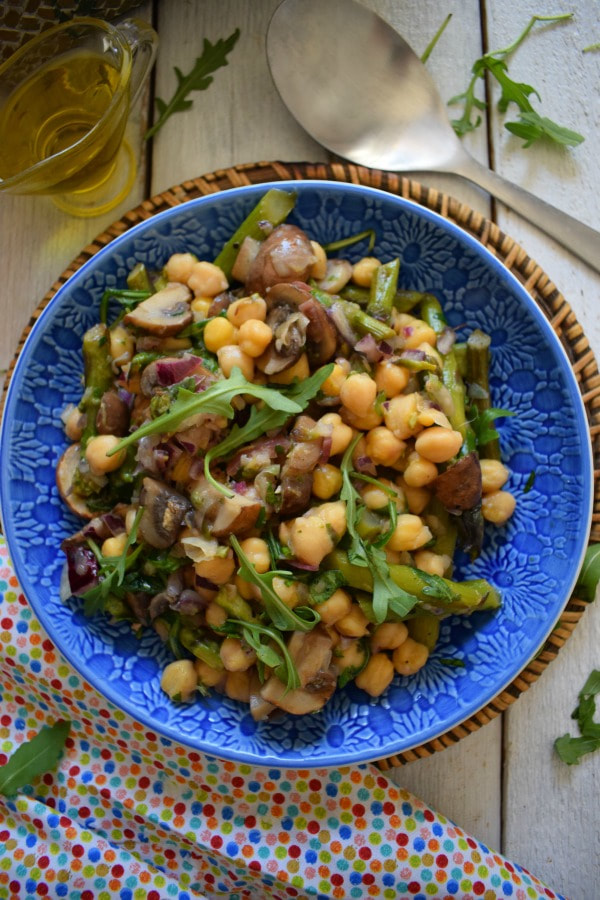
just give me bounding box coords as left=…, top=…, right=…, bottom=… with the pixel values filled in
left=1, top=2, right=599, bottom=896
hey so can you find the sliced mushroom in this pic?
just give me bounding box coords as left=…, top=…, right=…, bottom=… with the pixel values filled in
left=433, top=452, right=482, bottom=513
left=96, top=390, right=130, bottom=436
left=245, top=224, right=317, bottom=295
left=260, top=627, right=337, bottom=715
left=287, top=628, right=334, bottom=688
left=317, top=258, right=353, bottom=294
left=124, top=283, right=193, bottom=336
left=56, top=443, right=94, bottom=519
left=259, top=678, right=336, bottom=715
left=138, top=477, right=192, bottom=549
left=210, top=493, right=262, bottom=538
left=299, top=297, right=338, bottom=365
left=231, top=235, right=262, bottom=283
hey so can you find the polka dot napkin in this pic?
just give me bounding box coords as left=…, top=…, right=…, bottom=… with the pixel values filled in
left=0, top=539, right=564, bottom=900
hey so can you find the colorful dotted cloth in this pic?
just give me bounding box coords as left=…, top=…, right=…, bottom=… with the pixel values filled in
left=0, top=539, right=564, bottom=900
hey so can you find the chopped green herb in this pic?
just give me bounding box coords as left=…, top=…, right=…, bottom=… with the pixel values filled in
left=438, top=657, right=466, bottom=668
left=523, top=470, right=536, bottom=493
left=309, top=570, right=347, bottom=605
left=469, top=405, right=515, bottom=448
left=145, top=29, right=241, bottom=140
left=0, top=721, right=71, bottom=796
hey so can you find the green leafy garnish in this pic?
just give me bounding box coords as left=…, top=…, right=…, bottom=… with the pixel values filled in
left=438, top=657, right=466, bottom=669
left=449, top=13, right=584, bottom=148
left=145, top=29, right=240, bottom=140
left=469, top=406, right=515, bottom=448
left=0, top=721, right=71, bottom=797
left=574, top=544, right=600, bottom=603
left=309, top=570, right=347, bottom=605
left=204, top=364, right=333, bottom=497
left=418, top=570, right=460, bottom=604
left=230, top=536, right=320, bottom=633
left=523, top=470, right=537, bottom=494
left=111, top=367, right=304, bottom=456
left=421, top=13, right=452, bottom=64
left=555, top=669, right=600, bottom=765
left=322, top=229, right=376, bottom=255
left=99, top=289, right=151, bottom=325
left=225, top=619, right=301, bottom=691
left=339, top=436, right=419, bottom=623
left=82, top=508, right=144, bottom=616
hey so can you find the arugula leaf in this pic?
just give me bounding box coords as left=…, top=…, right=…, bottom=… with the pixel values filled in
left=575, top=544, right=600, bottom=603
left=469, top=406, right=515, bottom=448
left=0, top=721, right=70, bottom=796
left=340, top=435, right=369, bottom=567
left=82, top=508, right=144, bottom=616
left=439, top=658, right=466, bottom=668
left=309, top=570, right=347, bottom=605
left=225, top=619, right=301, bottom=691
left=204, top=364, right=333, bottom=497
left=230, top=536, right=320, bottom=633
left=112, top=367, right=302, bottom=455
left=145, top=29, right=240, bottom=140
left=417, top=570, right=460, bottom=604
left=449, top=13, right=584, bottom=148
left=337, top=640, right=370, bottom=689
left=555, top=669, right=600, bottom=764
left=505, top=111, right=584, bottom=148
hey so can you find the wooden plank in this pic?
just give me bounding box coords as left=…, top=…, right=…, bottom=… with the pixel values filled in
left=0, top=2, right=154, bottom=375
left=483, top=3, right=600, bottom=898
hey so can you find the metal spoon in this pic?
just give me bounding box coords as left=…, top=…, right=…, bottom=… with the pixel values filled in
left=267, top=0, right=600, bottom=274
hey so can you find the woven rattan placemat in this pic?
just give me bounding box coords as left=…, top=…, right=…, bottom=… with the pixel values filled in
left=2, top=160, right=599, bottom=768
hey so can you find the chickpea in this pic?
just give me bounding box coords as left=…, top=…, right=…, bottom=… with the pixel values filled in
left=318, top=412, right=354, bottom=457
left=362, top=479, right=405, bottom=512
left=237, top=319, right=273, bottom=358
left=289, top=515, right=334, bottom=568
left=371, top=621, right=409, bottom=653
left=317, top=588, right=352, bottom=625
left=235, top=574, right=256, bottom=601
left=85, top=434, right=126, bottom=476
left=333, top=639, right=366, bottom=675
left=480, top=459, right=510, bottom=494
left=205, top=602, right=228, bottom=628
left=312, top=463, right=343, bottom=500
left=238, top=537, right=270, bottom=574
left=109, top=324, right=135, bottom=365
left=335, top=604, right=370, bottom=638
left=342, top=406, right=383, bottom=431
left=204, top=317, right=237, bottom=352
left=187, top=260, right=228, bottom=298
left=321, top=362, right=348, bottom=398
left=219, top=637, right=257, bottom=672
left=269, top=353, right=310, bottom=385
left=393, top=638, right=429, bottom=676
left=191, top=297, right=212, bottom=319
left=383, top=393, right=423, bottom=441
left=355, top=653, right=395, bottom=697
left=309, top=241, right=328, bottom=280
left=397, top=477, right=431, bottom=515
left=394, top=313, right=436, bottom=348
left=227, top=294, right=267, bottom=326
left=272, top=576, right=302, bottom=609
left=194, top=556, right=235, bottom=585
left=375, top=359, right=410, bottom=398
left=63, top=405, right=84, bottom=441
left=339, top=372, right=377, bottom=418
left=165, top=252, right=196, bottom=284
left=415, top=426, right=463, bottom=464
left=365, top=426, right=406, bottom=467
left=387, top=514, right=432, bottom=552
left=413, top=549, right=449, bottom=577
left=225, top=671, right=252, bottom=702
left=161, top=659, right=197, bottom=702
left=482, top=490, right=516, bottom=525
left=352, top=256, right=381, bottom=287
left=417, top=406, right=451, bottom=429
left=403, top=451, right=438, bottom=488
left=125, top=508, right=137, bottom=534
left=101, top=533, right=128, bottom=558
left=314, top=500, right=347, bottom=539
left=195, top=659, right=224, bottom=687
left=217, top=345, right=255, bottom=380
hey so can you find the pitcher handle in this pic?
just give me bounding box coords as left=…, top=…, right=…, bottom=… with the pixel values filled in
left=116, top=18, right=159, bottom=107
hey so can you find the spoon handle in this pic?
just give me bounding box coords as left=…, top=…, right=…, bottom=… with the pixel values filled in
left=455, top=155, right=600, bottom=275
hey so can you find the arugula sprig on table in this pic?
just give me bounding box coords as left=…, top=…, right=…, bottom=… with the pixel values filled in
left=340, top=436, right=419, bottom=623
left=449, top=13, right=585, bottom=148
left=555, top=669, right=600, bottom=765
left=145, top=29, right=240, bottom=140
left=204, top=364, right=334, bottom=497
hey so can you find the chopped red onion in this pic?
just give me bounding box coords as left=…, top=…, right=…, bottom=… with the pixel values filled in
left=437, top=327, right=456, bottom=356
left=285, top=559, right=319, bottom=572
left=355, top=333, right=383, bottom=362
left=327, top=302, right=358, bottom=345
left=400, top=348, right=427, bottom=362
left=354, top=455, right=377, bottom=476
left=155, top=355, right=202, bottom=387
left=64, top=545, right=99, bottom=597
left=319, top=435, right=332, bottom=465
left=101, top=513, right=126, bottom=535
left=117, top=387, right=135, bottom=408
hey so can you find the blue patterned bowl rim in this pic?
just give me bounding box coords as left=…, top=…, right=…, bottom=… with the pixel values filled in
left=0, top=180, right=593, bottom=766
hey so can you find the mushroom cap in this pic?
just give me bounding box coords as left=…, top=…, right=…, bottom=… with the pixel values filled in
left=245, top=224, right=316, bottom=295
left=56, top=443, right=95, bottom=520
left=123, top=283, right=193, bottom=336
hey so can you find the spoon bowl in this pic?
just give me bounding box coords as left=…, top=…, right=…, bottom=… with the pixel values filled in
left=267, top=0, right=600, bottom=273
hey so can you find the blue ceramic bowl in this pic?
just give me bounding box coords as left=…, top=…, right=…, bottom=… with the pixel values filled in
left=0, top=181, right=593, bottom=766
